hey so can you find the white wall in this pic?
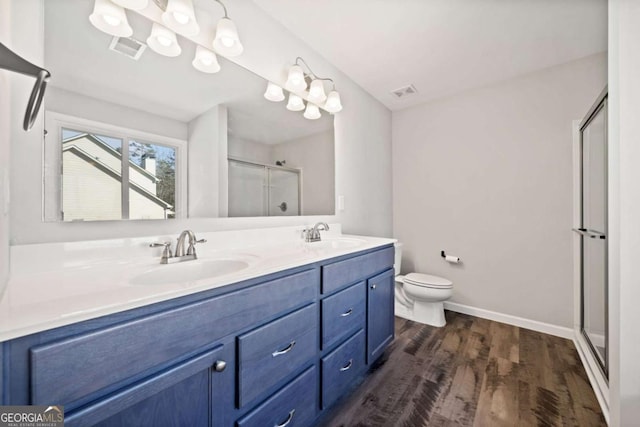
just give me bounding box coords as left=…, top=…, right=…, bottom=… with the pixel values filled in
left=608, top=0, right=640, bottom=424
left=392, top=53, right=607, bottom=329
left=7, top=0, right=393, bottom=245
left=228, top=135, right=272, bottom=164
left=272, top=131, right=334, bottom=215
left=0, top=0, right=11, bottom=296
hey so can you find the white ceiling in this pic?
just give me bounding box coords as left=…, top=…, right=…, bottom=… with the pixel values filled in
left=253, top=0, right=608, bottom=111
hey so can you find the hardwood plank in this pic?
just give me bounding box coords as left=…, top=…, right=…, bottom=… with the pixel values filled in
left=319, top=313, right=606, bottom=427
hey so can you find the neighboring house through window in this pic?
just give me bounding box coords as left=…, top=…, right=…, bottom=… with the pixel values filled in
left=44, top=112, right=186, bottom=222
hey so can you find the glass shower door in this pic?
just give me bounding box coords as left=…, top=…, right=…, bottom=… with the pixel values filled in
left=268, top=169, right=300, bottom=216
left=228, top=160, right=266, bottom=217
left=578, top=95, right=608, bottom=376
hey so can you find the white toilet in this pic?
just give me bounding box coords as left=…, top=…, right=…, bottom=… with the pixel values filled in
left=394, top=242, right=453, bottom=327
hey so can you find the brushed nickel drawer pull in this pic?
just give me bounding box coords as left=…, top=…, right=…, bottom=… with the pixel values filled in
left=340, top=308, right=353, bottom=317
left=274, top=409, right=295, bottom=427
left=272, top=340, right=296, bottom=357
left=371, top=284, right=377, bottom=289
left=339, top=359, right=353, bottom=372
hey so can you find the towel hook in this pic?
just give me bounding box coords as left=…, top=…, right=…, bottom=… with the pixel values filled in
left=0, top=42, right=51, bottom=131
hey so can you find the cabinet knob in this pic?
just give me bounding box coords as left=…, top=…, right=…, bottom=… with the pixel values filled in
left=371, top=284, right=377, bottom=289
left=213, top=360, right=226, bottom=372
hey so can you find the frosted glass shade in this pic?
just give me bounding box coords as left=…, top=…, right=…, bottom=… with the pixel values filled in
left=111, top=0, right=149, bottom=10
left=324, top=90, right=343, bottom=113
left=303, top=103, right=321, bottom=120
left=89, top=0, right=133, bottom=37
left=192, top=46, right=220, bottom=73
left=162, top=0, right=200, bottom=36
left=213, top=18, right=243, bottom=57
left=286, top=93, right=305, bottom=111
left=308, top=79, right=327, bottom=104
left=285, top=65, right=306, bottom=92
left=147, top=23, right=182, bottom=57
left=264, top=82, right=285, bottom=102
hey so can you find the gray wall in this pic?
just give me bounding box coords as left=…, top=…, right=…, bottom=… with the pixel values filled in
left=392, top=53, right=607, bottom=328
left=7, top=0, right=393, bottom=245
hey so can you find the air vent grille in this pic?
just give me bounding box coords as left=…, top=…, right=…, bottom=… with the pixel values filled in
left=109, top=36, right=147, bottom=60
left=391, top=84, right=418, bottom=99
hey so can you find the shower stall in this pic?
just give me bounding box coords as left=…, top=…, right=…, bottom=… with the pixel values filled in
left=228, top=158, right=301, bottom=217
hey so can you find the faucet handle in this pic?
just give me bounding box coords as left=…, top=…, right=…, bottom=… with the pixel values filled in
left=150, top=241, right=173, bottom=259
left=195, top=238, right=207, bottom=244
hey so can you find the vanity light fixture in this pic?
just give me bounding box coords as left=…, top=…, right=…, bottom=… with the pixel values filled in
left=162, top=0, right=200, bottom=36
left=264, top=82, right=285, bottom=102
left=303, top=103, right=321, bottom=120
left=89, top=0, right=134, bottom=37
left=89, top=0, right=242, bottom=74
left=192, top=45, right=220, bottom=73
left=147, top=23, right=182, bottom=57
left=286, top=93, right=305, bottom=111
left=265, top=57, right=343, bottom=119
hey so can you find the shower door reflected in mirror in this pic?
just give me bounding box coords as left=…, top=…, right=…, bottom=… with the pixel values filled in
left=578, top=92, right=608, bottom=376
left=228, top=159, right=300, bottom=217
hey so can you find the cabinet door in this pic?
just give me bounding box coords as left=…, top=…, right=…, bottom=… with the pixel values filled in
left=367, top=269, right=394, bottom=363
left=64, top=345, right=231, bottom=427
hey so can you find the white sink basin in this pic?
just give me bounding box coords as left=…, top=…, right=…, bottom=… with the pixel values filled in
left=305, top=238, right=366, bottom=250
left=131, top=259, right=250, bottom=286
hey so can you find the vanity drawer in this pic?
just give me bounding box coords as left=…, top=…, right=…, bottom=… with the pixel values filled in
left=321, top=329, right=365, bottom=409
left=321, top=282, right=365, bottom=350
left=30, top=268, right=318, bottom=407
left=238, top=304, right=318, bottom=407
left=237, top=366, right=318, bottom=427
left=322, top=246, right=394, bottom=294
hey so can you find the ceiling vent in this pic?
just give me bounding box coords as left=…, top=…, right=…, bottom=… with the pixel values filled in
left=391, top=84, right=418, bottom=99
left=109, top=36, right=147, bottom=60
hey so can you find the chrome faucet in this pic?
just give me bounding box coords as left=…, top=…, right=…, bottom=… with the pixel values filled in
left=303, top=222, right=329, bottom=242
left=150, top=230, right=206, bottom=264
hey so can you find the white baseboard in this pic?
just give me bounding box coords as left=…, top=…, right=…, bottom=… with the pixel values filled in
left=443, top=301, right=574, bottom=339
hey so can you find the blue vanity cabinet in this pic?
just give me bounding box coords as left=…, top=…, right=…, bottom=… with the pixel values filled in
left=367, top=269, right=395, bottom=363
left=1, top=243, right=396, bottom=427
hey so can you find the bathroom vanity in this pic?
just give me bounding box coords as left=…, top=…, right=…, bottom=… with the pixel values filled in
left=0, top=228, right=395, bottom=427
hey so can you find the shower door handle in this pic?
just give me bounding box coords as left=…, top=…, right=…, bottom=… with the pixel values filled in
left=572, top=228, right=606, bottom=239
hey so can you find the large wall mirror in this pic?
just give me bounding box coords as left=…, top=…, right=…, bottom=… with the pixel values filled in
left=42, top=0, right=335, bottom=222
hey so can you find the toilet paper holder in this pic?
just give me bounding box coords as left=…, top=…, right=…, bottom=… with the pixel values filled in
left=441, top=250, right=461, bottom=263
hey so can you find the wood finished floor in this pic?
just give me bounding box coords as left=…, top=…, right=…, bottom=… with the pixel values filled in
left=319, top=311, right=605, bottom=427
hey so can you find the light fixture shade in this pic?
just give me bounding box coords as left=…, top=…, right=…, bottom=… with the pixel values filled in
left=324, top=90, right=343, bottom=113
left=147, top=23, right=182, bottom=57
left=264, top=82, right=285, bottom=102
left=213, top=18, right=243, bottom=57
left=286, top=93, right=305, bottom=111
left=303, top=103, right=321, bottom=120
left=192, top=45, right=220, bottom=73
left=308, top=79, right=327, bottom=104
left=89, top=0, right=133, bottom=37
left=111, top=0, right=149, bottom=10
left=285, top=65, right=306, bottom=92
left=162, top=0, right=200, bottom=36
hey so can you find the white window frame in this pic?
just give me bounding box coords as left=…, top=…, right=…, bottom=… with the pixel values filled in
left=43, top=111, right=187, bottom=222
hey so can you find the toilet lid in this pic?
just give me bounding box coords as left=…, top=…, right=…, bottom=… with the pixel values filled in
left=404, top=273, right=453, bottom=289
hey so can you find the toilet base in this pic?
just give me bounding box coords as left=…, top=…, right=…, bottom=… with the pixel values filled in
left=394, top=300, right=446, bottom=327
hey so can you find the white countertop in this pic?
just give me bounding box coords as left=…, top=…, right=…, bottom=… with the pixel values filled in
left=0, top=225, right=395, bottom=342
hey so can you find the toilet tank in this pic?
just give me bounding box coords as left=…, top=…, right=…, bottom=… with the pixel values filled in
left=393, top=242, right=403, bottom=275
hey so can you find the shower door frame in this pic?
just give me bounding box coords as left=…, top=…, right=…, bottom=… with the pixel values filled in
left=571, top=86, right=610, bottom=422
left=575, top=87, right=609, bottom=381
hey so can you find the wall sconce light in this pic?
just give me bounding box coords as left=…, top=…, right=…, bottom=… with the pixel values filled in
left=265, top=57, right=343, bottom=120
left=89, top=0, right=243, bottom=73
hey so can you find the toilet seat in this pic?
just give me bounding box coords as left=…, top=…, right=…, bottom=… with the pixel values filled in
left=404, top=273, right=452, bottom=289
